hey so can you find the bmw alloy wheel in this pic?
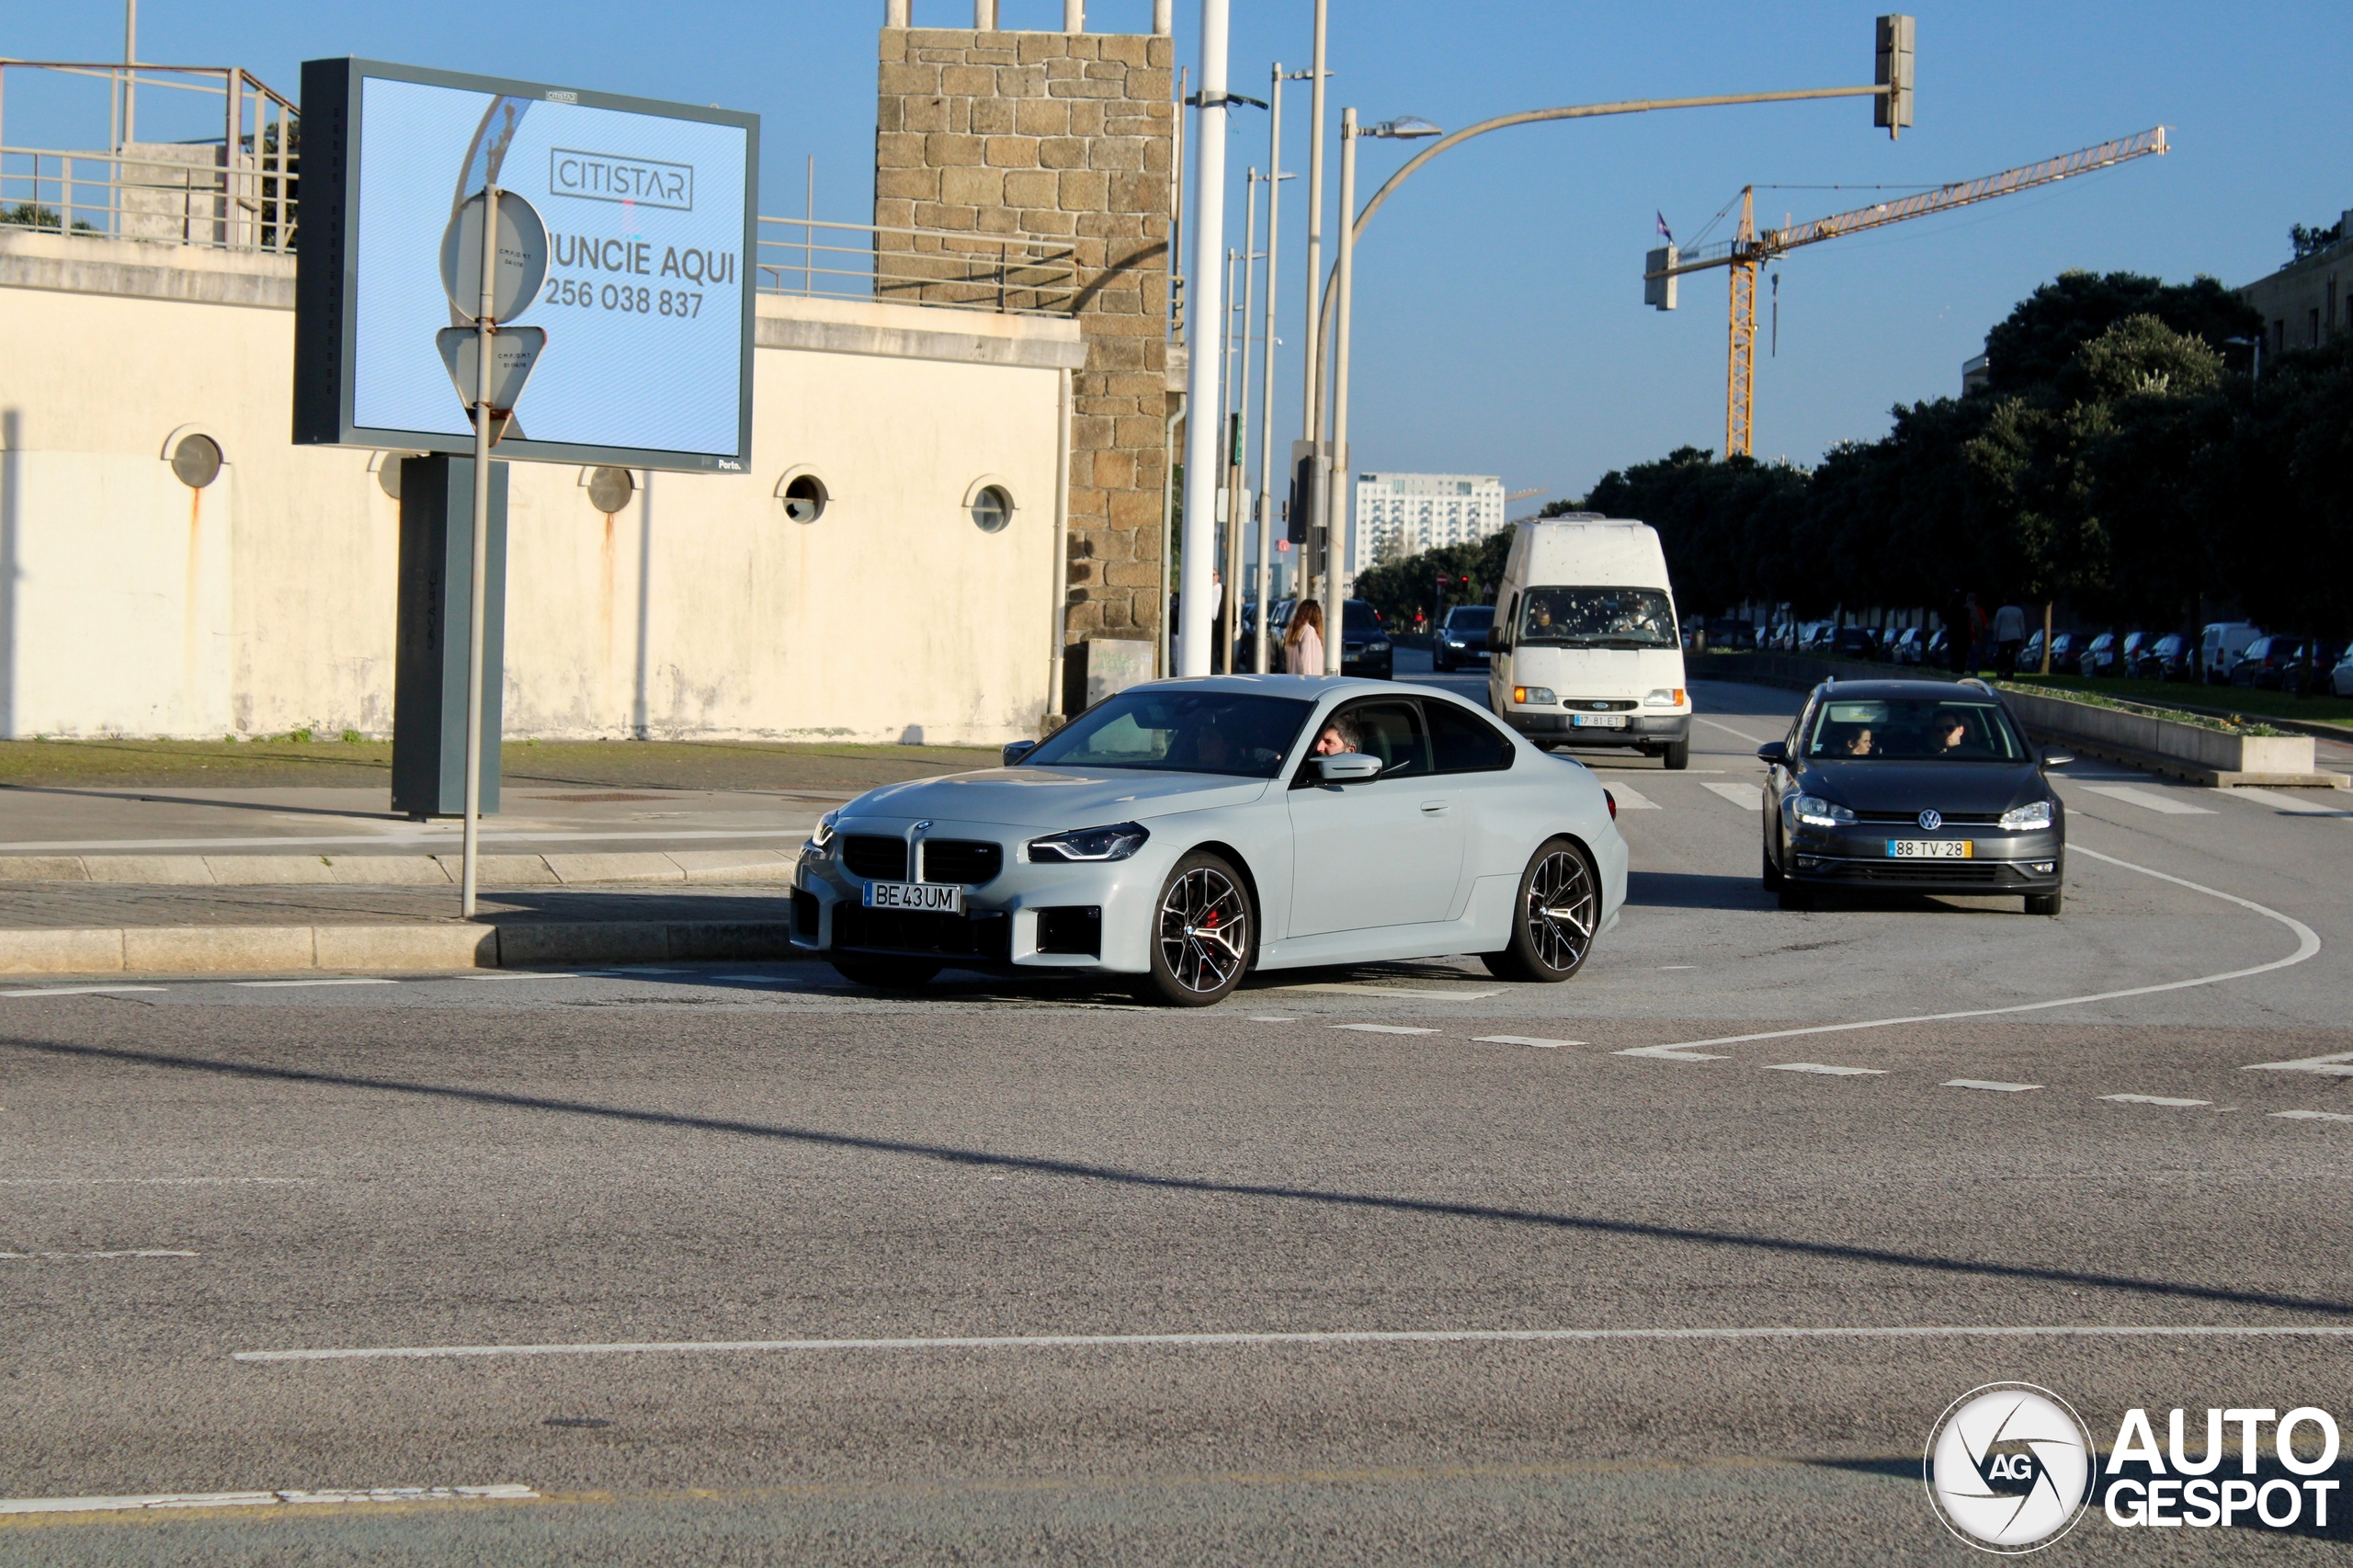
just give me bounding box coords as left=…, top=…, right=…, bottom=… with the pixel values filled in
left=1156, top=863, right=1250, bottom=997
left=1522, top=847, right=1597, bottom=971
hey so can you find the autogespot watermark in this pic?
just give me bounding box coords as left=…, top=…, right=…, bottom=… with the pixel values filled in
left=1925, top=1384, right=2345, bottom=1552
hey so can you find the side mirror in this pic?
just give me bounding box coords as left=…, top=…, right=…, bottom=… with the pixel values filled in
left=1314, top=752, right=1382, bottom=784
left=1002, top=739, right=1039, bottom=767
left=1487, top=626, right=1507, bottom=653
left=2041, top=749, right=2074, bottom=769
left=1755, top=740, right=1788, bottom=766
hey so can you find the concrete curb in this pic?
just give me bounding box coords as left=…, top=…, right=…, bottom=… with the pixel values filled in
left=0, top=850, right=797, bottom=886
left=0, top=920, right=801, bottom=976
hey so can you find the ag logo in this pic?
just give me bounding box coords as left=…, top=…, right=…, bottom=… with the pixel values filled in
left=1925, top=1383, right=2094, bottom=1552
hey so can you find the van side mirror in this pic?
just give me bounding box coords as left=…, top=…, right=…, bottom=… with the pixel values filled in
left=1314, top=753, right=1382, bottom=784
left=2041, top=748, right=2074, bottom=769
left=1756, top=740, right=1788, bottom=765
left=1002, top=739, right=1039, bottom=767
left=1487, top=625, right=1507, bottom=653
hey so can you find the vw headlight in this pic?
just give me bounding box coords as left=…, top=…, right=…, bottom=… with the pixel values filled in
left=1512, top=686, right=1557, bottom=706
left=1027, top=822, right=1150, bottom=863
left=1999, top=799, right=2054, bottom=831
left=1791, top=794, right=1855, bottom=828
left=807, top=809, right=840, bottom=853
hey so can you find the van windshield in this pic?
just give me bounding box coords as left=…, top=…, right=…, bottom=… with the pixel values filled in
left=1516, top=586, right=1677, bottom=649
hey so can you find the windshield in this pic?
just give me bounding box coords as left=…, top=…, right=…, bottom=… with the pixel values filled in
left=1516, top=586, right=1677, bottom=649
left=1025, top=690, right=1312, bottom=778
left=1803, top=698, right=2027, bottom=762
left=1448, top=607, right=1494, bottom=632
left=1344, top=601, right=1382, bottom=635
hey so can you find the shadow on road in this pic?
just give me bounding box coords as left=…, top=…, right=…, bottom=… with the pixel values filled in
left=1626, top=870, right=1773, bottom=912
left=13, top=1035, right=2353, bottom=1320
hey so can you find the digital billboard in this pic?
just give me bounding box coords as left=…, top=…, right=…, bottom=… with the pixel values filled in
left=294, top=58, right=758, bottom=472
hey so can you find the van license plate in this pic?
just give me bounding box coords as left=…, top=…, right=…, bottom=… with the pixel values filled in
left=1886, top=840, right=1972, bottom=859
left=862, top=881, right=965, bottom=913
left=1570, top=713, right=1627, bottom=728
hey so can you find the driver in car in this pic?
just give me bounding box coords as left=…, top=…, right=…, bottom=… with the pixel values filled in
left=1312, top=716, right=1362, bottom=756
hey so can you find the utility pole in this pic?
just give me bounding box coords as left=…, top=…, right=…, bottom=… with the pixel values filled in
left=1299, top=0, right=1329, bottom=627
left=1176, top=0, right=1229, bottom=676
left=1255, top=64, right=1300, bottom=674
left=1324, top=108, right=1358, bottom=675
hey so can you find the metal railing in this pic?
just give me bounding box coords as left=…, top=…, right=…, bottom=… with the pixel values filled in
left=0, top=62, right=297, bottom=254
left=756, top=215, right=1078, bottom=315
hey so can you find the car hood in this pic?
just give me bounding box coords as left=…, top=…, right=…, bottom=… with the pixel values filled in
left=840, top=767, right=1272, bottom=830
left=1796, top=760, right=2043, bottom=814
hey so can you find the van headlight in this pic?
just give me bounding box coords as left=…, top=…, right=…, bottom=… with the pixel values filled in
left=1999, top=800, right=2054, bottom=831
left=1643, top=687, right=1687, bottom=708
left=1512, top=687, right=1557, bottom=706
left=807, top=809, right=840, bottom=853
left=1791, top=794, right=1854, bottom=828
left=1028, top=822, right=1150, bottom=863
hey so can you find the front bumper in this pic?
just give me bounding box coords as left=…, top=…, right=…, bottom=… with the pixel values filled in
left=1784, top=824, right=2063, bottom=894
left=1501, top=710, right=1689, bottom=748
left=791, top=823, right=1161, bottom=975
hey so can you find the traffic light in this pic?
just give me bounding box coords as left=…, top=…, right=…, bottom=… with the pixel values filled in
left=1875, top=15, right=1914, bottom=139
left=1287, top=440, right=1326, bottom=546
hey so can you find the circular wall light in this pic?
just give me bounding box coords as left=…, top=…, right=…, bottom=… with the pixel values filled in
left=585, top=466, right=636, bottom=515
left=963, top=475, right=1016, bottom=534
left=161, top=426, right=225, bottom=489
left=775, top=468, right=830, bottom=524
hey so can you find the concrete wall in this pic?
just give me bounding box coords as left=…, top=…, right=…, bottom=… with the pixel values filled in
left=0, top=229, right=1082, bottom=744
left=877, top=24, right=1175, bottom=658
left=2238, top=215, right=2351, bottom=358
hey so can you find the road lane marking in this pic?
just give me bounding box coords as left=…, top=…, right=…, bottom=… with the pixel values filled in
left=1277, top=983, right=1501, bottom=999
left=2224, top=787, right=2353, bottom=817
left=1700, top=782, right=1763, bottom=812
left=2242, top=1051, right=2353, bottom=1075
left=0, top=986, right=165, bottom=998
left=0, top=1249, right=196, bottom=1260
left=1946, top=1079, right=2039, bottom=1093
left=1474, top=1035, right=1584, bottom=1049
left=232, top=979, right=397, bottom=989
left=1606, top=781, right=1660, bottom=810
left=232, top=1324, right=2353, bottom=1366
left=1613, top=1044, right=1728, bottom=1062
left=1693, top=715, right=1773, bottom=746
left=1332, top=1024, right=1438, bottom=1036
left=2101, top=1094, right=2211, bottom=1107
left=1247, top=1016, right=1297, bottom=1022
left=2080, top=784, right=2217, bottom=816
left=0, top=1177, right=309, bottom=1187
left=1635, top=844, right=2321, bottom=1054
left=461, top=972, right=579, bottom=982
left=0, top=1485, right=537, bottom=1516
left=1765, top=1062, right=1885, bottom=1076
left=2273, top=1110, right=2353, bottom=1124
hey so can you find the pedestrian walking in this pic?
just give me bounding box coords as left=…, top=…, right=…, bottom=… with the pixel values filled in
left=1993, top=601, right=2028, bottom=678
left=1283, top=599, right=1324, bottom=676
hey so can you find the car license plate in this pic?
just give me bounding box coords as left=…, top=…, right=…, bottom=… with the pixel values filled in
left=862, top=881, right=965, bottom=914
left=1886, top=839, right=1973, bottom=859
left=1570, top=713, right=1627, bottom=728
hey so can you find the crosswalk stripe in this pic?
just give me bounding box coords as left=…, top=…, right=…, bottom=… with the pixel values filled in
left=1700, top=782, right=1762, bottom=812
left=2080, top=784, right=2216, bottom=816
left=1606, top=781, right=1660, bottom=811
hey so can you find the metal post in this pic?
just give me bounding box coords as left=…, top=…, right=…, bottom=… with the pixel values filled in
left=224, top=67, right=242, bottom=249
left=1221, top=240, right=1244, bottom=674
left=1048, top=366, right=1073, bottom=722
left=1299, top=0, right=1328, bottom=619
left=1324, top=110, right=1358, bottom=676
left=1254, top=65, right=1287, bottom=674
left=1176, top=0, right=1229, bottom=676
left=804, top=154, right=815, bottom=295
left=885, top=0, right=909, bottom=25
left=1233, top=167, right=1258, bottom=674
left=461, top=186, right=498, bottom=919
left=1063, top=0, right=1085, bottom=32
left=1153, top=0, right=1173, bottom=34
left=121, top=0, right=138, bottom=144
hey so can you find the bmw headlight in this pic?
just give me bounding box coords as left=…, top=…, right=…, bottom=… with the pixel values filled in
left=1027, top=822, right=1150, bottom=863
left=1369, top=640, right=1391, bottom=653
left=1999, top=799, right=2054, bottom=831
left=807, top=809, right=840, bottom=853
left=1446, top=638, right=1465, bottom=648
left=1512, top=686, right=1558, bottom=706
left=1791, top=794, right=1855, bottom=828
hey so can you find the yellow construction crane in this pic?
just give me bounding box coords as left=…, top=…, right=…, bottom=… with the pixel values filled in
left=1644, top=126, right=2169, bottom=458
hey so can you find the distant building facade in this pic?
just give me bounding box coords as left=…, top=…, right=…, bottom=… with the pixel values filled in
left=2237, top=209, right=2352, bottom=360
left=1353, top=472, right=1507, bottom=570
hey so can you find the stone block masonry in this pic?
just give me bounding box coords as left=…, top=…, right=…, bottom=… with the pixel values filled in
left=878, top=26, right=1176, bottom=654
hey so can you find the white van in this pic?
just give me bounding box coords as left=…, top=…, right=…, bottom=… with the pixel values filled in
left=1485, top=516, right=1692, bottom=769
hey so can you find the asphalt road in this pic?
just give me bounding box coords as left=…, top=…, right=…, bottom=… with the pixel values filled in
left=5, top=665, right=2351, bottom=1564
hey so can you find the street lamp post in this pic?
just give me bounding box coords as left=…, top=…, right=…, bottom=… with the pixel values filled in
left=1254, top=65, right=1302, bottom=674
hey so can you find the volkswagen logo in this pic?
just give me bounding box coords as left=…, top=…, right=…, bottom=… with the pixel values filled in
left=1918, top=809, right=1944, bottom=833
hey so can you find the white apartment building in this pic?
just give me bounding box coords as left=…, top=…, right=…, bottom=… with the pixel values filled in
left=1354, top=472, right=1508, bottom=569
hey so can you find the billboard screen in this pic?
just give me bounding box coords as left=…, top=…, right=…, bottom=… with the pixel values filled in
left=295, top=59, right=758, bottom=472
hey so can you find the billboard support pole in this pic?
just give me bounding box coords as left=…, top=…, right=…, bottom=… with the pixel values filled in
left=460, top=186, right=498, bottom=920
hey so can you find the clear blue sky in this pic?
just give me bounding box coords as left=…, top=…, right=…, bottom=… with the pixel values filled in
left=11, top=1, right=2350, bottom=506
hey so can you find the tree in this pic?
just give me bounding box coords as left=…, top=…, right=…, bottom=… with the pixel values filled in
left=1979, top=270, right=2256, bottom=396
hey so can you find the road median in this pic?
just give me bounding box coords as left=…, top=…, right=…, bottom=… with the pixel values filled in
left=0, top=917, right=801, bottom=976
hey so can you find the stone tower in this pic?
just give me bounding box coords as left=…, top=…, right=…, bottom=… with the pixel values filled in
left=875, top=11, right=1176, bottom=676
